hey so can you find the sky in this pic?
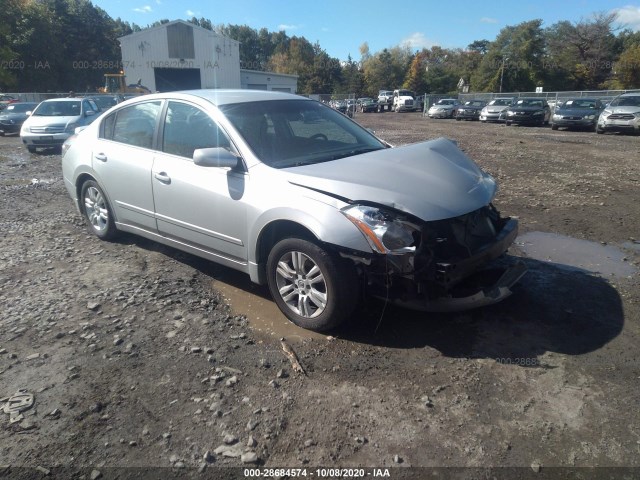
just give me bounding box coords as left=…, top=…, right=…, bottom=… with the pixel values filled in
left=95, top=0, right=640, bottom=61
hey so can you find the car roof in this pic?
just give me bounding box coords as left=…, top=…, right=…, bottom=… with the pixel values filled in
left=137, top=89, right=310, bottom=107
left=41, top=98, right=83, bottom=103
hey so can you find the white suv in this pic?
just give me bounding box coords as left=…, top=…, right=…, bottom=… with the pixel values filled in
left=596, top=93, right=640, bottom=135
left=21, top=98, right=99, bottom=153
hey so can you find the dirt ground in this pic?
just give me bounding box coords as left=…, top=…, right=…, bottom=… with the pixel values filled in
left=1, top=111, right=639, bottom=480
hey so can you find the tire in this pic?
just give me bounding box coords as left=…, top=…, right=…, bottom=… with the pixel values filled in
left=506, top=121, right=512, bottom=126
left=551, top=124, right=558, bottom=130
left=27, top=145, right=36, bottom=153
left=596, top=125, right=604, bottom=134
left=266, top=238, right=357, bottom=332
left=456, top=117, right=461, bottom=121
left=80, top=179, right=117, bottom=240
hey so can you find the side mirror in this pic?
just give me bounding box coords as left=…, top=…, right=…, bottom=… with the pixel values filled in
left=85, top=110, right=96, bottom=117
left=25, top=111, right=32, bottom=116
left=193, top=147, right=240, bottom=169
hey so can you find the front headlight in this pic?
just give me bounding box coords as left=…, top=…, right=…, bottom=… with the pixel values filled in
left=341, top=205, right=419, bottom=254
left=602, top=109, right=612, bottom=117
left=65, top=123, right=78, bottom=133
left=507, top=111, right=515, bottom=116
left=480, top=107, right=488, bottom=114
left=553, top=114, right=561, bottom=120
left=585, top=114, right=595, bottom=120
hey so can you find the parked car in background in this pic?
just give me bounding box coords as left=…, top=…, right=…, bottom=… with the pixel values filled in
left=61, top=90, right=524, bottom=332
left=596, top=93, right=640, bottom=135
left=20, top=97, right=100, bottom=153
left=0, top=102, right=39, bottom=136
left=455, top=100, right=487, bottom=121
left=427, top=98, right=460, bottom=118
left=505, top=98, right=551, bottom=126
left=0, top=94, right=19, bottom=110
left=85, top=94, right=123, bottom=112
left=357, top=97, right=378, bottom=113
left=551, top=98, right=603, bottom=131
left=479, top=98, right=513, bottom=122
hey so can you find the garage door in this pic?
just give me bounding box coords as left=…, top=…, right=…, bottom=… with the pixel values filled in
left=154, top=68, right=201, bottom=92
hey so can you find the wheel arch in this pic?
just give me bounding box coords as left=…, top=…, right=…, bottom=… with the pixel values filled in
left=75, top=173, right=118, bottom=224
left=253, top=220, right=320, bottom=285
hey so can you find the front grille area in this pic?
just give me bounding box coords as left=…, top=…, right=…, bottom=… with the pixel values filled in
left=32, top=138, right=65, bottom=145
left=31, top=125, right=65, bottom=134
left=562, top=116, right=583, bottom=120
left=609, top=113, right=635, bottom=120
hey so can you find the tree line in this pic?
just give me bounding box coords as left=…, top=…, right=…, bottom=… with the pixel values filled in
left=1, top=0, right=639, bottom=95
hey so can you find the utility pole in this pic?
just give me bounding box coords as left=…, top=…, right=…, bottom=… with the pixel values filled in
left=499, top=57, right=508, bottom=93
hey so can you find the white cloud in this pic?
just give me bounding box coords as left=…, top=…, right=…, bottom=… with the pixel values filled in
left=480, top=17, right=498, bottom=24
left=401, top=32, right=438, bottom=50
left=186, top=9, right=200, bottom=17
left=612, top=5, right=640, bottom=30
left=133, top=5, right=152, bottom=13
left=278, top=24, right=301, bottom=31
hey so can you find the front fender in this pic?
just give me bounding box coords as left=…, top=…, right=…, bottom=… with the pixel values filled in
left=247, top=198, right=373, bottom=283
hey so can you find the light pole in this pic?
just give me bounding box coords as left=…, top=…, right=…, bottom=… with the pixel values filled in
left=499, top=57, right=508, bottom=93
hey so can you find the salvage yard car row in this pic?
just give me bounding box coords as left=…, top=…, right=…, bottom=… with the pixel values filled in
left=429, top=92, right=640, bottom=134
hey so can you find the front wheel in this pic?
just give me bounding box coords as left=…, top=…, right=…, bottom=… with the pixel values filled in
left=80, top=180, right=117, bottom=240
left=266, top=238, right=357, bottom=332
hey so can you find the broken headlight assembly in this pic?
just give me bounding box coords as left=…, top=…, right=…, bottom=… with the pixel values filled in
left=341, top=204, right=420, bottom=255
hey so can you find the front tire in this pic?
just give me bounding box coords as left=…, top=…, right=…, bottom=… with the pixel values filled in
left=266, top=238, right=357, bottom=332
left=80, top=180, right=117, bottom=240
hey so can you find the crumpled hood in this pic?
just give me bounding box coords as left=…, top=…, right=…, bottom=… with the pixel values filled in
left=283, top=138, right=497, bottom=221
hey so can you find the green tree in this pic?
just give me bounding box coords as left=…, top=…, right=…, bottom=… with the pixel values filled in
left=472, top=20, right=546, bottom=92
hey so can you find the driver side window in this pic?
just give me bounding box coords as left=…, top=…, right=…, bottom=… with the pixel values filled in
left=162, top=102, right=231, bottom=159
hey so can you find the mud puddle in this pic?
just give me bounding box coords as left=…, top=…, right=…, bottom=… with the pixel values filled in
left=516, top=231, right=637, bottom=278
left=211, top=270, right=326, bottom=342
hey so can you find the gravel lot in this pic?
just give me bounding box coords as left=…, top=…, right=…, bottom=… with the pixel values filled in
left=1, top=112, right=639, bottom=479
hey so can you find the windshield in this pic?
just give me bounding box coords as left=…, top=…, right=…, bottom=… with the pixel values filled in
left=436, top=99, right=456, bottom=105
left=489, top=99, right=512, bottom=106
left=220, top=100, right=386, bottom=168
left=92, top=96, right=118, bottom=109
left=5, top=103, right=37, bottom=113
left=561, top=99, right=598, bottom=109
left=610, top=95, right=640, bottom=107
left=33, top=101, right=81, bottom=117
left=465, top=101, right=485, bottom=107
left=397, top=90, right=414, bottom=97
left=515, top=99, right=544, bottom=107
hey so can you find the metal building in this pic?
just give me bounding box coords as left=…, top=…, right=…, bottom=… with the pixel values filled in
left=119, top=20, right=297, bottom=93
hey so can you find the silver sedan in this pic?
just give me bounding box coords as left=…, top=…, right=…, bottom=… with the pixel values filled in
left=62, top=90, right=524, bottom=331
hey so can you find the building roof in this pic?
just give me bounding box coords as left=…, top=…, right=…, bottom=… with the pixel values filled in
left=118, top=19, right=239, bottom=45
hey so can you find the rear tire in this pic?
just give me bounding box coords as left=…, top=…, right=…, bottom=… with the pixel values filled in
left=80, top=180, right=117, bottom=240
left=266, top=238, right=358, bottom=332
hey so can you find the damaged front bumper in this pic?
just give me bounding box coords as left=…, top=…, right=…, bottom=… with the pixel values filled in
left=349, top=206, right=526, bottom=312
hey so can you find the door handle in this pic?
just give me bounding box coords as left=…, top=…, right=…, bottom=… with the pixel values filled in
left=94, top=153, right=107, bottom=162
left=154, top=172, right=171, bottom=184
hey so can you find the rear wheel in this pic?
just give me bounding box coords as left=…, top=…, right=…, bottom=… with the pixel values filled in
left=80, top=180, right=117, bottom=240
left=266, top=238, right=357, bottom=332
